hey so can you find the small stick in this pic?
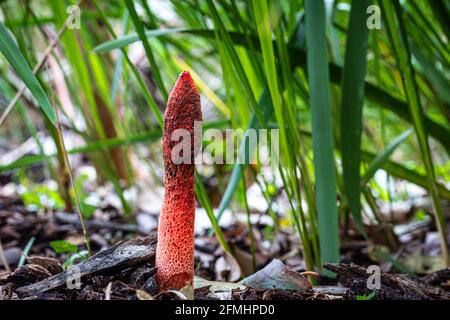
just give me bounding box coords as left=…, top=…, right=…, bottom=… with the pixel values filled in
left=15, top=236, right=156, bottom=296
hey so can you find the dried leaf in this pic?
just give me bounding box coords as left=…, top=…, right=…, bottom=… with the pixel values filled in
left=241, top=259, right=312, bottom=291
left=215, top=252, right=241, bottom=282
left=136, top=289, right=154, bottom=300
left=194, top=276, right=246, bottom=293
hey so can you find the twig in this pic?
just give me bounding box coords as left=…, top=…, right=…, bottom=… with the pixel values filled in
left=15, top=236, right=156, bottom=296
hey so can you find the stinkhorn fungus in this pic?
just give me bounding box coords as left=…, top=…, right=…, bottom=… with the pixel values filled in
left=155, top=71, right=202, bottom=291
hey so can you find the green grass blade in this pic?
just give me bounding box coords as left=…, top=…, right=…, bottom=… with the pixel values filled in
left=93, top=28, right=450, bottom=152
left=91, top=0, right=163, bottom=128
left=252, top=0, right=294, bottom=172
left=429, top=0, right=450, bottom=42
left=110, top=10, right=129, bottom=102
left=362, top=128, right=414, bottom=184
left=340, top=0, right=371, bottom=233
left=240, top=166, right=257, bottom=273
left=215, top=91, right=272, bottom=222
left=299, top=129, right=450, bottom=200
left=299, top=128, right=450, bottom=200
left=195, top=171, right=231, bottom=255
left=0, top=120, right=228, bottom=172
left=0, top=22, right=56, bottom=124
left=205, top=0, right=263, bottom=126
left=214, top=14, right=304, bottom=224
left=382, top=0, right=449, bottom=266
left=411, top=42, right=450, bottom=105
left=305, top=0, right=339, bottom=267
left=93, top=28, right=186, bottom=53
left=125, top=0, right=168, bottom=100
left=362, top=152, right=450, bottom=200
left=18, top=236, right=35, bottom=268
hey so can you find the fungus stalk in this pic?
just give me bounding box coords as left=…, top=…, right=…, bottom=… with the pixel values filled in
left=155, top=71, right=202, bottom=290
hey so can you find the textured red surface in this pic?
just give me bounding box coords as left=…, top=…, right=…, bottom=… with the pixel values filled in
left=155, top=71, right=202, bottom=290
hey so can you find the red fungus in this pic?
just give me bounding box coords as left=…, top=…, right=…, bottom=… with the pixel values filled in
left=155, top=71, right=202, bottom=291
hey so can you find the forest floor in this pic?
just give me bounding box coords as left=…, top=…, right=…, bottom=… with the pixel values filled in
left=1, top=193, right=450, bottom=300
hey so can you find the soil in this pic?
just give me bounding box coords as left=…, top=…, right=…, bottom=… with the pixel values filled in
left=1, top=196, right=450, bottom=300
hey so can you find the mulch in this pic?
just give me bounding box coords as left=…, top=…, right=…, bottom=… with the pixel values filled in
left=1, top=197, right=450, bottom=300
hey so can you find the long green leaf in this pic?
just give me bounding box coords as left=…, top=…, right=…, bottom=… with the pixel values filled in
left=93, top=28, right=186, bottom=53
left=361, top=152, right=450, bottom=200
left=0, top=22, right=56, bottom=124
left=298, top=129, right=450, bottom=200
left=340, top=0, right=371, bottom=233
left=411, top=42, right=450, bottom=105
left=0, top=120, right=228, bottom=172
left=125, top=0, right=168, bottom=100
left=382, top=0, right=449, bottom=266
left=195, top=171, right=231, bottom=255
left=215, top=91, right=272, bottom=223
left=362, top=128, right=414, bottom=184
left=429, top=0, right=450, bottom=43
left=305, top=0, right=339, bottom=268
left=93, top=28, right=450, bottom=153
left=214, top=14, right=306, bottom=224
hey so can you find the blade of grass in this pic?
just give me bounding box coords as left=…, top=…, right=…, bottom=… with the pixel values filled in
left=205, top=0, right=264, bottom=127
left=299, top=128, right=450, bottom=200
left=91, top=0, right=163, bottom=128
left=111, top=10, right=129, bottom=102
left=410, top=42, right=450, bottom=105
left=429, top=0, right=450, bottom=43
left=93, top=28, right=186, bottom=53
left=50, top=1, right=106, bottom=139
left=240, top=167, right=256, bottom=273
left=252, top=0, right=316, bottom=270
left=125, top=0, right=168, bottom=100
left=0, top=22, right=56, bottom=125
left=18, top=236, right=35, bottom=268
left=214, top=89, right=272, bottom=223
left=252, top=0, right=292, bottom=176
left=305, top=0, right=339, bottom=268
left=382, top=0, right=449, bottom=266
left=274, top=14, right=321, bottom=268
left=362, top=128, right=414, bottom=184
left=340, top=0, right=371, bottom=233
left=361, top=152, right=450, bottom=200
left=195, top=172, right=231, bottom=255
left=214, top=14, right=306, bottom=225
left=94, top=28, right=450, bottom=153
left=47, top=65, right=92, bottom=256
left=0, top=120, right=227, bottom=172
